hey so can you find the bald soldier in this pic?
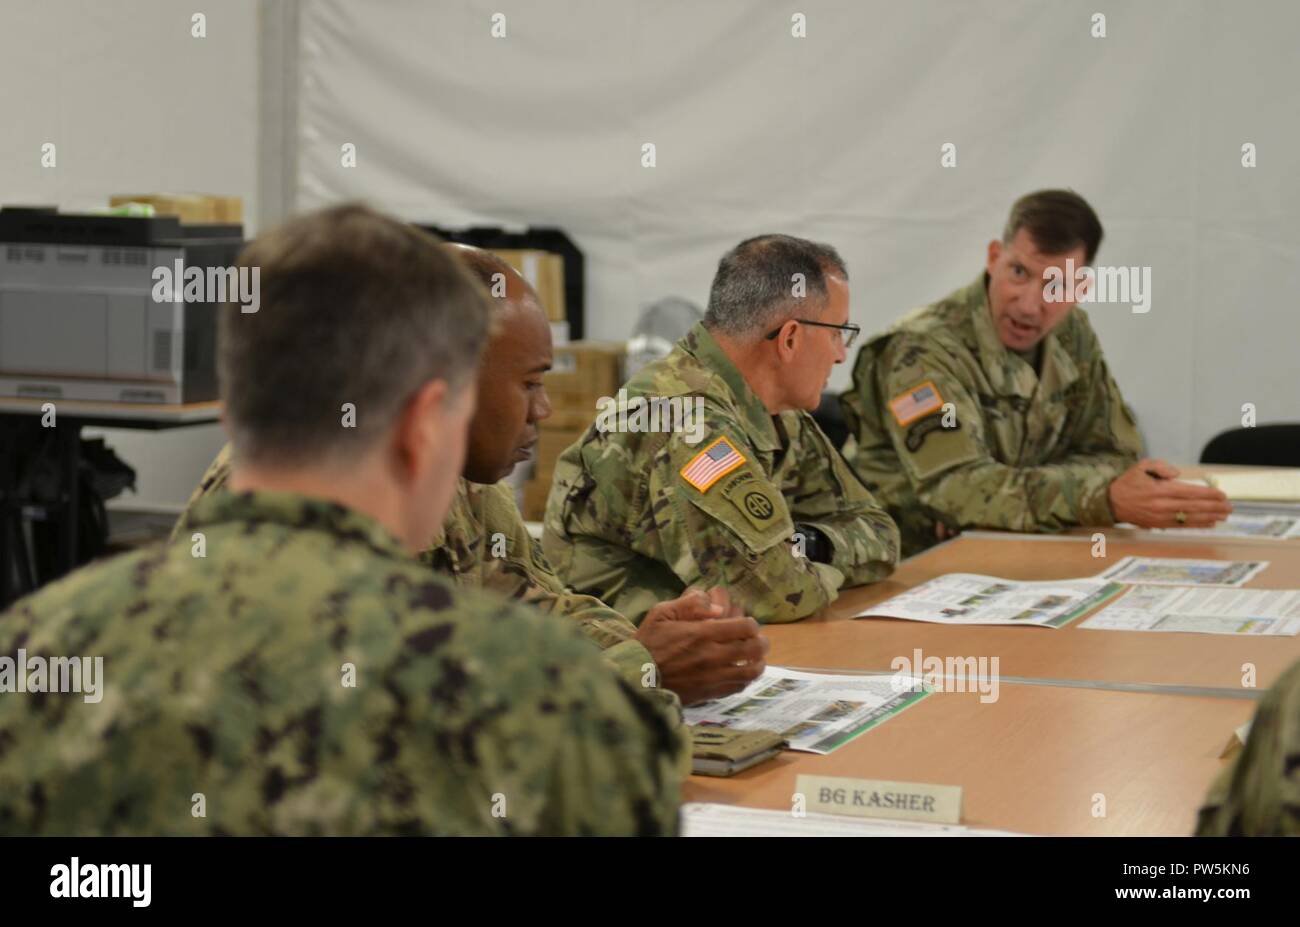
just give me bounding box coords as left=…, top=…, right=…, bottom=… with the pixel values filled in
left=0, top=205, right=683, bottom=836
left=1196, top=658, right=1300, bottom=836
left=840, top=190, right=1232, bottom=555
left=175, top=249, right=769, bottom=709
left=544, top=235, right=899, bottom=625
left=429, top=247, right=768, bottom=707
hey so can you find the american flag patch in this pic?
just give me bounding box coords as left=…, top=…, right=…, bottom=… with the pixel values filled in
left=889, top=380, right=944, bottom=427
left=680, top=436, right=746, bottom=492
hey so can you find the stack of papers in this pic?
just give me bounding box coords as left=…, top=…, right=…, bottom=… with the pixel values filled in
left=1147, top=505, right=1300, bottom=540
left=1098, top=556, right=1268, bottom=586
left=856, top=557, right=1289, bottom=636
left=683, top=667, right=928, bottom=755
left=855, top=574, right=1123, bottom=627
left=1080, top=586, right=1300, bottom=636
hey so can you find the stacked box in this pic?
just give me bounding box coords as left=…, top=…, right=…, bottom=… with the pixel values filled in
left=522, top=478, right=553, bottom=524
left=492, top=249, right=567, bottom=322
left=544, top=340, right=623, bottom=401
left=521, top=341, right=626, bottom=521
left=110, top=193, right=243, bottom=224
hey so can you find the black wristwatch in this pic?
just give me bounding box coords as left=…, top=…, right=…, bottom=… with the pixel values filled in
left=794, top=524, right=833, bottom=564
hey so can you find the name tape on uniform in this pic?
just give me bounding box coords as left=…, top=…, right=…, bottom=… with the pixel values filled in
left=889, top=380, right=944, bottom=427
left=680, top=436, right=747, bottom=492
left=796, top=773, right=962, bottom=824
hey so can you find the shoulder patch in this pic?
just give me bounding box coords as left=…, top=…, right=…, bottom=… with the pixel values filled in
left=680, top=436, right=747, bottom=492
left=889, top=380, right=944, bottom=427
left=905, top=415, right=959, bottom=452
left=721, top=474, right=778, bottom=530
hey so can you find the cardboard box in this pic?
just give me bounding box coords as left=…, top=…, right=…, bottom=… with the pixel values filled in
left=546, top=341, right=624, bottom=402
left=536, top=424, right=588, bottom=473
left=522, top=477, right=552, bottom=522
left=542, top=405, right=599, bottom=431
left=492, top=248, right=566, bottom=322
left=110, top=193, right=243, bottom=224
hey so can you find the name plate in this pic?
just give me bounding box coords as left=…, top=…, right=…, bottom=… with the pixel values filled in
left=796, top=774, right=962, bottom=824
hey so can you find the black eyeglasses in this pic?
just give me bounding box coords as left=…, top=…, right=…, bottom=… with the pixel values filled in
left=765, top=319, right=862, bottom=350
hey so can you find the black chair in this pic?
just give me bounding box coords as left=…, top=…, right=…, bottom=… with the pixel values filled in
left=1199, top=424, right=1300, bottom=468
left=813, top=391, right=848, bottom=449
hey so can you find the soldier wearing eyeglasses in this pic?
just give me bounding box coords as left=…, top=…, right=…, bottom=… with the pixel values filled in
left=543, top=235, right=899, bottom=625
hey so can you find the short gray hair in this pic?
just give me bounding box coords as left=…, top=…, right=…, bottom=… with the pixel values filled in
left=220, top=203, right=492, bottom=467
left=703, top=234, right=848, bottom=338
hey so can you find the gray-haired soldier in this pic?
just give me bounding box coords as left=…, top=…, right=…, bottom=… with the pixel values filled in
left=545, top=235, right=899, bottom=625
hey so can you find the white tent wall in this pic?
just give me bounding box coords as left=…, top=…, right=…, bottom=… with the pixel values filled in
left=297, top=0, right=1300, bottom=469
left=1, top=1, right=1295, bottom=511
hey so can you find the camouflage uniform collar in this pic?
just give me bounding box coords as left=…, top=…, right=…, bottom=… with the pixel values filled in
left=185, top=488, right=412, bottom=560
left=1038, top=323, right=1081, bottom=396
left=682, top=322, right=780, bottom=450
left=427, top=477, right=474, bottom=550
left=967, top=273, right=1080, bottom=398
left=968, top=273, right=1009, bottom=384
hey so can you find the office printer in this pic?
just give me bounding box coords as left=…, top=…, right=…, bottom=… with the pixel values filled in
left=0, top=207, right=243, bottom=404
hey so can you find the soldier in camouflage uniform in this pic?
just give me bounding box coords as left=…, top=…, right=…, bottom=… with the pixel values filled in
left=544, top=235, right=899, bottom=625
left=0, top=205, right=683, bottom=836
left=425, top=479, right=673, bottom=698
left=1195, top=659, right=1300, bottom=836
left=175, top=250, right=769, bottom=709
left=428, top=248, right=768, bottom=707
left=840, top=189, right=1231, bottom=556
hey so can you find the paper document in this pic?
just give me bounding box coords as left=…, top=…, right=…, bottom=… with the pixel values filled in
left=1205, top=469, right=1300, bottom=502
left=682, top=667, right=928, bottom=755
left=856, top=573, right=1123, bottom=627
left=1148, top=506, right=1300, bottom=540
left=1080, top=585, right=1300, bottom=635
left=1099, top=556, right=1268, bottom=587
left=680, top=803, right=1024, bottom=837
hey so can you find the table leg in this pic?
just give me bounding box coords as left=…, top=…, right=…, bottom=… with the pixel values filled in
left=59, top=421, right=82, bottom=574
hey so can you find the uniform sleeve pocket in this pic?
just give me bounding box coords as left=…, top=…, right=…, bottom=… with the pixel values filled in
left=680, top=466, right=794, bottom=555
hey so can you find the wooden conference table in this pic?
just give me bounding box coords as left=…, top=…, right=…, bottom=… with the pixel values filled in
left=767, top=532, right=1300, bottom=693
left=683, top=517, right=1300, bottom=835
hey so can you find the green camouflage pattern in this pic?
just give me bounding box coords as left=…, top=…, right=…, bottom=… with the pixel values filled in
left=0, top=490, right=684, bottom=836
left=174, top=447, right=681, bottom=729
left=542, top=321, right=899, bottom=625
left=840, top=274, right=1142, bottom=556
left=1196, top=659, right=1300, bottom=836
left=420, top=478, right=686, bottom=736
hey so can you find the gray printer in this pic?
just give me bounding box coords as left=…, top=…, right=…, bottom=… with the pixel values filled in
left=0, top=207, right=243, bottom=404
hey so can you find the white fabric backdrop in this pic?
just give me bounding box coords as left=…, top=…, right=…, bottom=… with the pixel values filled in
left=296, top=0, right=1300, bottom=463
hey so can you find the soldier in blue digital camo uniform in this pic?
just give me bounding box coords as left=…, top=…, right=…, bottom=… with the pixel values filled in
left=0, top=205, right=684, bottom=836
left=840, top=190, right=1232, bottom=556
left=544, top=235, right=900, bottom=625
